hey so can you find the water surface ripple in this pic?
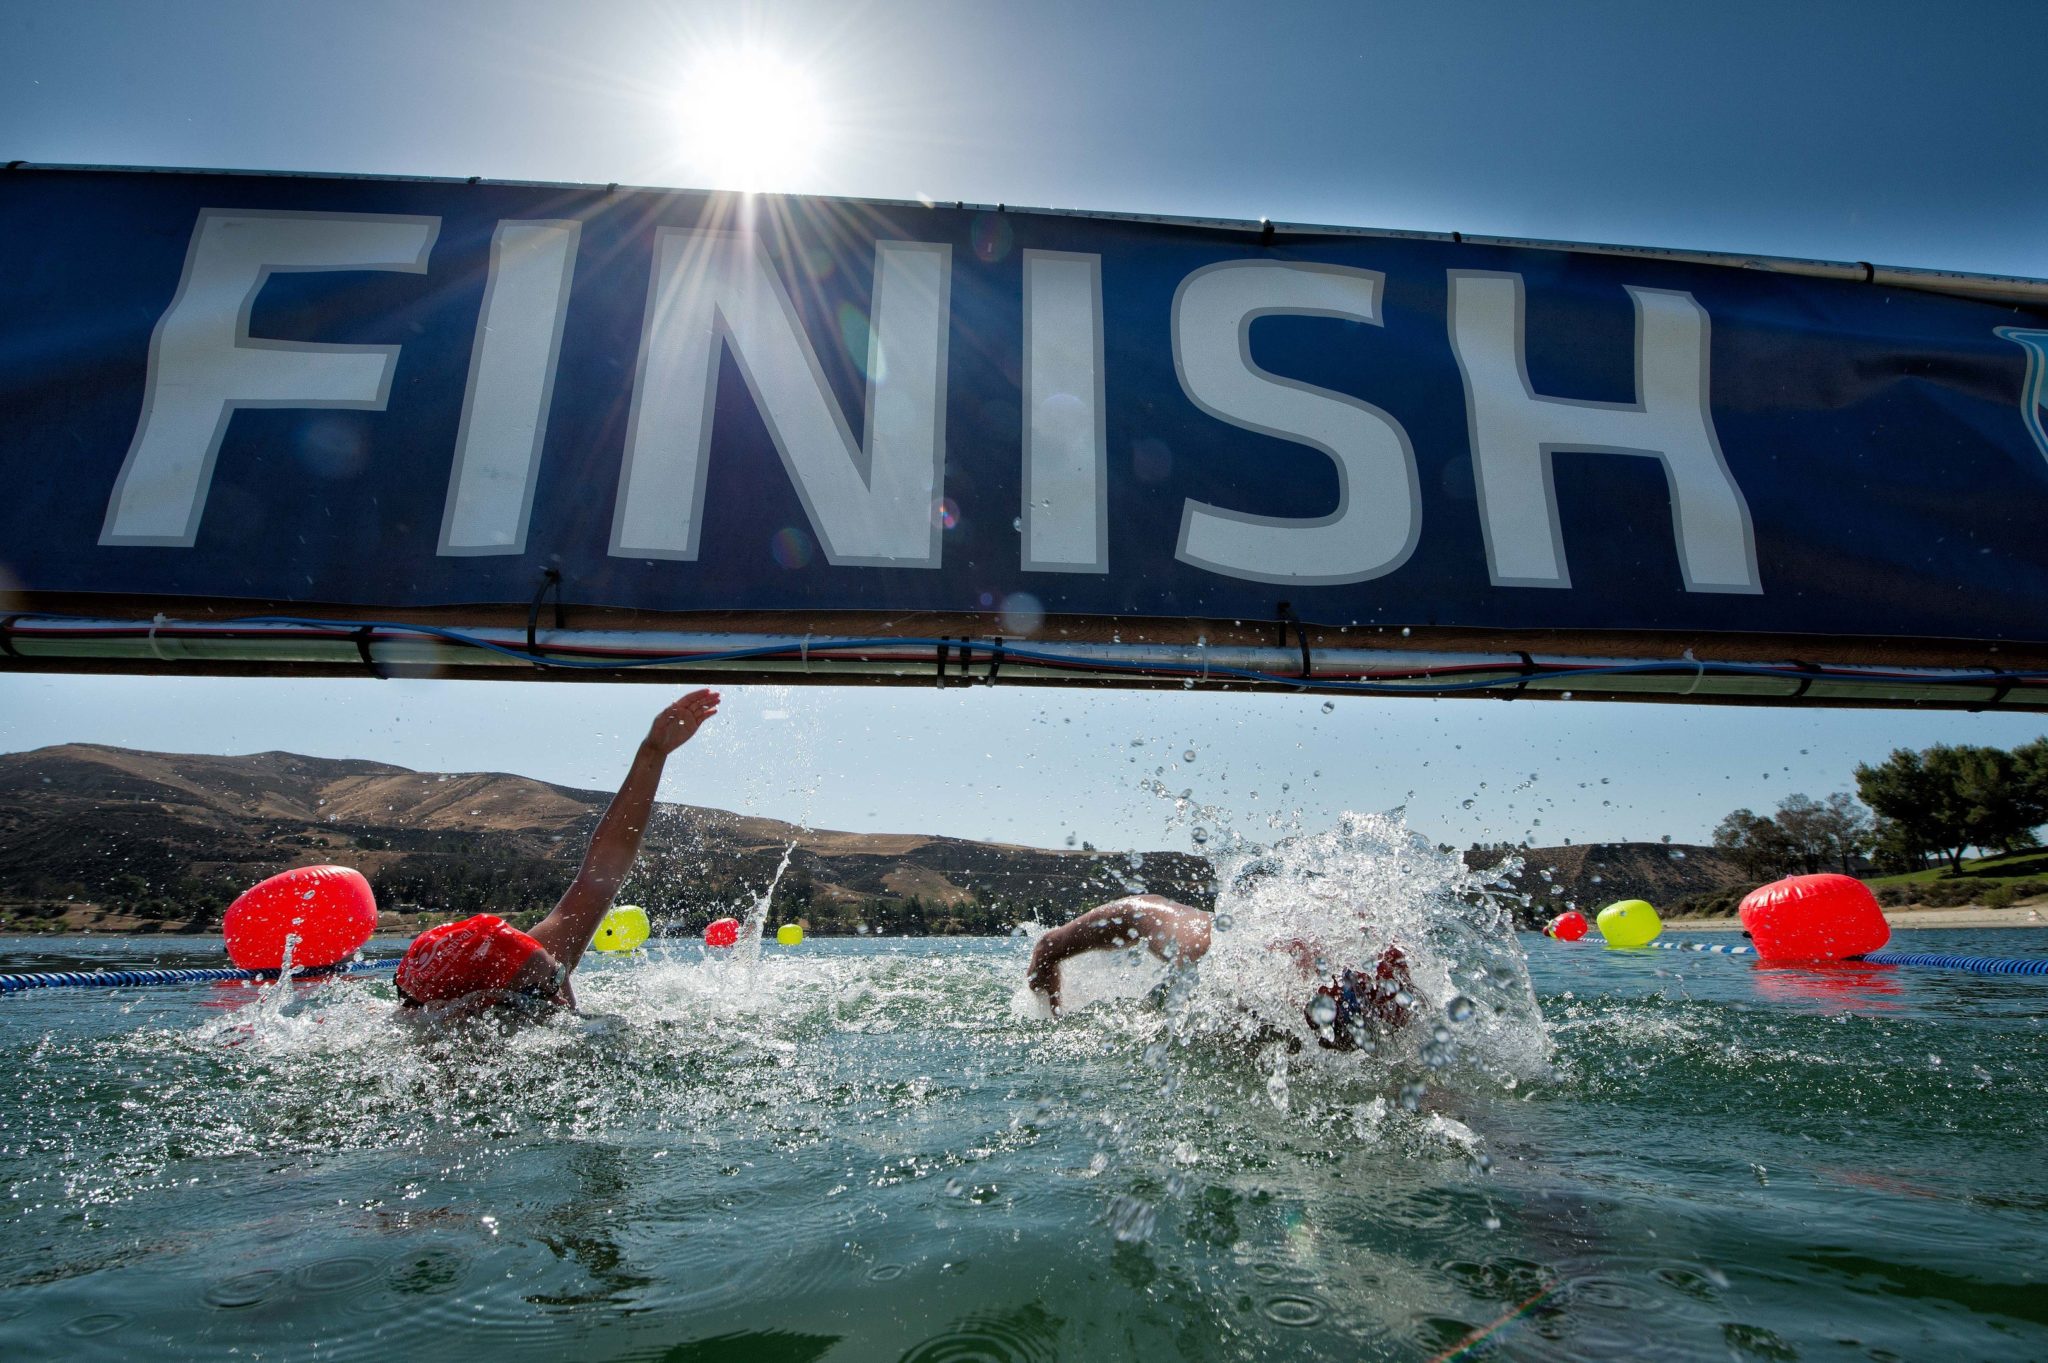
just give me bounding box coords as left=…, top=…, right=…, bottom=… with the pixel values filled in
left=2, top=917, right=2044, bottom=1361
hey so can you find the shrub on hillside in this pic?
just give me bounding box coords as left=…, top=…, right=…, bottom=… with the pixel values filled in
left=1872, top=878, right=2048, bottom=909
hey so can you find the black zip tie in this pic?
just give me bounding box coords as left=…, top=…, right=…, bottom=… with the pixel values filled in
left=958, top=638, right=973, bottom=685
left=1275, top=603, right=1312, bottom=681
left=353, top=624, right=380, bottom=676
left=4, top=161, right=24, bottom=172
left=1259, top=218, right=1275, bottom=247
left=1787, top=659, right=1822, bottom=699
left=0, top=614, right=20, bottom=658
left=527, top=567, right=564, bottom=662
left=986, top=637, right=1004, bottom=686
left=1505, top=651, right=1537, bottom=698
left=935, top=639, right=951, bottom=688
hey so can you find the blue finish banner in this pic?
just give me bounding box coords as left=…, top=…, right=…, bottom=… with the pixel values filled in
left=3, top=165, right=2046, bottom=646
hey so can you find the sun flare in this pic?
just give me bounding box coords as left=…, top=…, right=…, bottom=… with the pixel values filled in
left=674, top=46, right=828, bottom=192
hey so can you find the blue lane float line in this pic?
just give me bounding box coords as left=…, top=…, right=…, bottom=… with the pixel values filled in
left=1644, top=940, right=2048, bottom=976
left=0, top=958, right=399, bottom=994
left=1859, top=950, right=2048, bottom=977
left=1648, top=939, right=1755, bottom=955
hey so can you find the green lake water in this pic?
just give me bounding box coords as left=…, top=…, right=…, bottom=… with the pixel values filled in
left=1, top=906, right=2044, bottom=1360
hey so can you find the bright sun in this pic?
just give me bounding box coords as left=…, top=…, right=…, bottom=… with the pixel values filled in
left=675, top=47, right=828, bottom=192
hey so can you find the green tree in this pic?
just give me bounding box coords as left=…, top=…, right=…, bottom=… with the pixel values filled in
left=2015, top=737, right=2048, bottom=808
left=1773, top=792, right=1873, bottom=875
left=1867, top=816, right=1932, bottom=875
left=1947, top=745, right=2042, bottom=855
left=1858, top=748, right=1966, bottom=872
left=1712, top=808, right=1797, bottom=880
left=1858, top=744, right=2044, bottom=873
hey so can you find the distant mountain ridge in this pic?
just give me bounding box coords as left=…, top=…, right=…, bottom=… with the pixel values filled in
left=0, top=744, right=1212, bottom=935
left=0, top=744, right=1752, bottom=935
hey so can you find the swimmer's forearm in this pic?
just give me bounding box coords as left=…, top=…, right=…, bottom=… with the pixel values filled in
left=576, top=740, right=667, bottom=893
left=1036, top=903, right=1208, bottom=969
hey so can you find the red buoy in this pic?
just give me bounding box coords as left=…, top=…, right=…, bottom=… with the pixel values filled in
left=222, top=865, right=378, bottom=970
left=1738, top=873, right=1890, bottom=964
left=1545, top=910, right=1590, bottom=942
left=703, top=917, right=740, bottom=948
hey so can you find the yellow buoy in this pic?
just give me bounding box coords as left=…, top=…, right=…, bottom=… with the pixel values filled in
left=1596, top=899, right=1663, bottom=948
left=593, top=905, right=651, bottom=953
left=776, top=923, right=804, bottom=947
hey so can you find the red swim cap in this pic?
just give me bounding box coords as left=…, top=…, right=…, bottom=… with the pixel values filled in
left=395, top=914, right=545, bottom=1003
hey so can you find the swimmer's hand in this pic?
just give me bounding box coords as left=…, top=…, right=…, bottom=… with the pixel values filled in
left=1026, top=940, right=1063, bottom=1015
left=645, top=689, right=721, bottom=753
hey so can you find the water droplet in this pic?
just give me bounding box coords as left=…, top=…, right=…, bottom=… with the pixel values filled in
left=1461, top=798, right=1475, bottom=809
left=1183, top=749, right=1197, bottom=762
left=1212, top=910, right=1234, bottom=931
left=1012, top=516, right=1023, bottom=531
left=1191, top=827, right=1209, bottom=845
left=1446, top=994, right=1475, bottom=1023
left=1320, top=700, right=1334, bottom=713
left=1400, top=626, right=1411, bottom=637
left=1307, top=995, right=1337, bottom=1026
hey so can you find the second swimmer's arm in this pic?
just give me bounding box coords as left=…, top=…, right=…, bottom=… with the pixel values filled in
left=1027, top=899, right=1211, bottom=1014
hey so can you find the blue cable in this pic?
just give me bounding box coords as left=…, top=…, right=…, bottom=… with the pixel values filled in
left=0, top=958, right=398, bottom=994
left=169, top=614, right=2048, bottom=697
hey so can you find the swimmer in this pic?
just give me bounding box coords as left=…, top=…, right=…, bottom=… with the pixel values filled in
left=1025, top=895, right=1416, bottom=1049
left=392, top=688, right=720, bottom=1015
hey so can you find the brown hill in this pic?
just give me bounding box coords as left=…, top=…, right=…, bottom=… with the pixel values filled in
left=0, top=744, right=1210, bottom=936
left=1464, top=839, right=1755, bottom=923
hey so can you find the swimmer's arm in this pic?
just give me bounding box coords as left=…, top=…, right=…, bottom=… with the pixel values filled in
left=533, top=689, right=720, bottom=974
left=1027, top=899, right=1211, bottom=1013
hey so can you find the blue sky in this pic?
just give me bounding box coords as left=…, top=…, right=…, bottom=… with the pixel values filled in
left=1, top=0, right=2042, bottom=853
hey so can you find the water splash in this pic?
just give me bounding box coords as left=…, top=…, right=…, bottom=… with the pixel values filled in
left=736, top=840, right=798, bottom=973
left=1192, top=812, right=1548, bottom=1095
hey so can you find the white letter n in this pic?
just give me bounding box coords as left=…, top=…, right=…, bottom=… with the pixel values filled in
left=613, top=230, right=951, bottom=566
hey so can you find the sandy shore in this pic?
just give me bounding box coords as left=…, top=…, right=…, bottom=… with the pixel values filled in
left=1665, top=904, right=2048, bottom=932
